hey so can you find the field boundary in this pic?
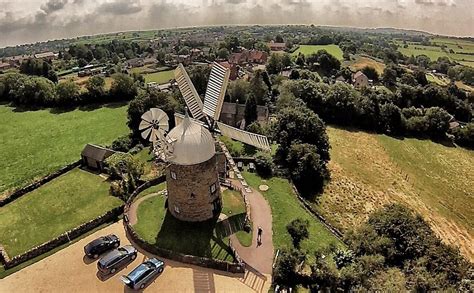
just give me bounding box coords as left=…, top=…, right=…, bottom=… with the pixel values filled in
left=0, top=160, right=81, bottom=207
left=0, top=205, right=124, bottom=269
left=290, top=183, right=346, bottom=243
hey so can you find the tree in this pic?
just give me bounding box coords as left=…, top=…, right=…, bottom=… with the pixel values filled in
left=227, top=79, right=250, bottom=103
left=55, top=80, right=80, bottom=106
left=316, top=50, right=341, bottom=73
left=244, top=94, right=257, bottom=126
left=414, top=69, right=428, bottom=86
left=10, top=76, right=56, bottom=106
left=362, top=66, right=379, bottom=82
left=217, top=48, right=230, bottom=59
left=273, top=249, right=306, bottom=289
left=111, top=135, right=133, bottom=152
left=110, top=73, right=137, bottom=100
left=452, top=122, right=474, bottom=149
left=266, top=53, right=283, bottom=74
left=127, top=88, right=180, bottom=140
left=425, top=107, right=451, bottom=137
left=188, top=65, right=211, bottom=95
left=379, top=103, right=403, bottom=134
left=85, top=75, right=106, bottom=100
left=274, top=105, right=330, bottom=164
left=254, top=152, right=274, bottom=178
left=286, top=218, right=310, bottom=249
left=286, top=143, right=330, bottom=195
left=249, top=70, right=268, bottom=104
left=275, top=34, right=284, bottom=43
left=105, top=153, right=144, bottom=181
left=382, top=67, right=397, bottom=86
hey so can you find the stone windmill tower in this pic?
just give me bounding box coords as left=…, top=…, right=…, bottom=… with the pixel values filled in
left=139, top=63, right=270, bottom=222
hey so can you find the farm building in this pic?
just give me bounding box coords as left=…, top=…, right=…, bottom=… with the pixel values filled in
left=80, top=144, right=116, bottom=172
left=219, top=102, right=269, bottom=128
left=268, top=41, right=286, bottom=51
left=34, top=51, right=58, bottom=61
left=352, top=71, right=369, bottom=88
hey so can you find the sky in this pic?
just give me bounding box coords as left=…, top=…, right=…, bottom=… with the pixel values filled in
left=0, top=0, right=473, bottom=47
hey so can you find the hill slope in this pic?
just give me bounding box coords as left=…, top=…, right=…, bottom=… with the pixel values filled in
left=314, top=126, right=474, bottom=261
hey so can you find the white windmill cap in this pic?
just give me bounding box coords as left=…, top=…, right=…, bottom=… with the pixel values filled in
left=166, top=112, right=215, bottom=165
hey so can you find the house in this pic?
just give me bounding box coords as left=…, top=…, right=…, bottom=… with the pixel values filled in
left=34, top=51, right=58, bottom=61
left=81, top=144, right=116, bottom=172
left=126, top=58, right=144, bottom=68
left=219, top=102, right=269, bottom=128
left=335, top=76, right=347, bottom=83
left=219, top=61, right=239, bottom=81
left=352, top=71, right=369, bottom=88
left=229, top=49, right=268, bottom=65
left=268, top=41, right=286, bottom=51
left=0, top=62, right=12, bottom=71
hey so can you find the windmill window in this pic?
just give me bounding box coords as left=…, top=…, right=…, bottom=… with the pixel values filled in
left=210, top=183, right=217, bottom=194
left=174, top=205, right=180, bottom=214
left=171, top=171, right=177, bottom=180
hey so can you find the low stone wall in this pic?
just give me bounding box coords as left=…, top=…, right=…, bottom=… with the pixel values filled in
left=0, top=206, right=124, bottom=269
left=0, top=160, right=81, bottom=207
left=228, top=183, right=252, bottom=228
left=123, top=222, right=245, bottom=274
left=290, top=184, right=345, bottom=242
left=125, top=175, right=166, bottom=206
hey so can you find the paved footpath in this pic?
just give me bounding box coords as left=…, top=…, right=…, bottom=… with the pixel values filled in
left=229, top=179, right=275, bottom=275
left=1, top=221, right=271, bottom=293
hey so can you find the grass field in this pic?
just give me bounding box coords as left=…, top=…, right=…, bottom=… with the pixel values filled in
left=349, top=56, right=386, bottom=75
left=0, top=104, right=129, bottom=195
left=143, top=70, right=174, bottom=84
left=397, top=39, right=474, bottom=67
left=133, top=194, right=236, bottom=262
left=222, top=189, right=252, bottom=247
left=292, top=45, right=344, bottom=61
left=133, top=148, right=162, bottom=181
left=314, top=126, right=474, bottom=261
left=0, top=168, right=123, bottom=257
left=426, top=73, right=450, bottom=86
left=243, top=172, right=343, bottom=254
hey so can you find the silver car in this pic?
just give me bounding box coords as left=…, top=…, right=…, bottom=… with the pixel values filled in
left=97, top=245, right=137, bottom=275
left=120, top=258, right=165, bottom=290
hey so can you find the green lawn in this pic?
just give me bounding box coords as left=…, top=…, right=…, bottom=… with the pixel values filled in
left=133, top=194, right=235, bottom=261
left=0, top=104, right=129, bottom=195
left=292, top=45, right=344, bottom=61
left=0, top=168, right=123, bottom=257
left=222, top=189, right=252, bottom=247
left=242, top=172, right=343, bottom=253
left=143, top=70, right=174, bottom=84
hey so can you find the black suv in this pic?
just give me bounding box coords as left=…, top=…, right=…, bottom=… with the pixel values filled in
left=97, top=245, right=137, bottom=275
left=84, top=234, right=120, bottom=259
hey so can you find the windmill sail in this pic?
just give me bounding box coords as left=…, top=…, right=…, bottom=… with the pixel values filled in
left=216, top=121, right=270, bottom=151
left=203, top=62, right=230, bottom=121
left=174, top=64, right=205, bottom=120
left=174, top=112, right=206, bottom=127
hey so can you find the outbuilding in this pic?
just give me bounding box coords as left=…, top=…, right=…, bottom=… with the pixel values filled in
left=81, top=144, right=116, bottom=172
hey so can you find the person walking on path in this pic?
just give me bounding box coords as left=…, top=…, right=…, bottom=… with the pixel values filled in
left=257, top=226, right=263, bottom=246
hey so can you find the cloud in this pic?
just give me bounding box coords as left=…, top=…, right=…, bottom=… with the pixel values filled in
left=97, top=0, right=142, bottom=15
left=0, top=0, right=472, bottom=47
left=40, top=0, right=69, bottom=13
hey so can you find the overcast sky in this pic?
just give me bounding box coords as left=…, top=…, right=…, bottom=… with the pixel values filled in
left=0, top=0, right=473, bottom=47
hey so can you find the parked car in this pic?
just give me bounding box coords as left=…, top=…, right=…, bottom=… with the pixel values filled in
left=120, top=258, right=165, bottom=290
left=83, top=234, right=120, bottom=259
left=97, top=245, right=137, bottom=275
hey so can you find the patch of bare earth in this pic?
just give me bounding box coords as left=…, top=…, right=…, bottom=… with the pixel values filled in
left=315, top=128, right=473, bottom=261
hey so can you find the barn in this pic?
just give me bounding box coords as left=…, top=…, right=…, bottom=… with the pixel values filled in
left=80, top=144, right=116, bottom=172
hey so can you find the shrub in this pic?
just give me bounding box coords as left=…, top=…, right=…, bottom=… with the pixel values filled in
left=286, top=218, right=310, bottom=249
left=254, top=152, right=274, bottom=178
left=111, top=135, right=133, bottom=152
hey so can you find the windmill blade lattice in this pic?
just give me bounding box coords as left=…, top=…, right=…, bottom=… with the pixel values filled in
left=174, top=64, right=205, bottom=120
left=139, top=108, right=169, bottom=143
left=203, top=62, right=230, bottom=121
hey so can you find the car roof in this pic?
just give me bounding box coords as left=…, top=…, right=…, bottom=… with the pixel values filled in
left=127, top=263, right=151, bottom=282
left=99, top=249, right=122, bottom=265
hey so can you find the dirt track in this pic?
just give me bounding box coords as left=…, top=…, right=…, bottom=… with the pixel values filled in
left=1, top=221, right=271, bottom=293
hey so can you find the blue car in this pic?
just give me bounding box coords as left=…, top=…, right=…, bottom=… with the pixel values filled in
left=120, top=258, right=165, bottom=290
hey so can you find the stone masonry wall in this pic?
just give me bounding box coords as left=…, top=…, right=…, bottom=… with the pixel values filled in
left=167, top=155, right=221, bottom=222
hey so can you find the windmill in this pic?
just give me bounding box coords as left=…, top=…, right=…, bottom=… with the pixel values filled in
left=136, top=63, right=271, bottom=222
left=173, top=62, right=271, bottom=151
